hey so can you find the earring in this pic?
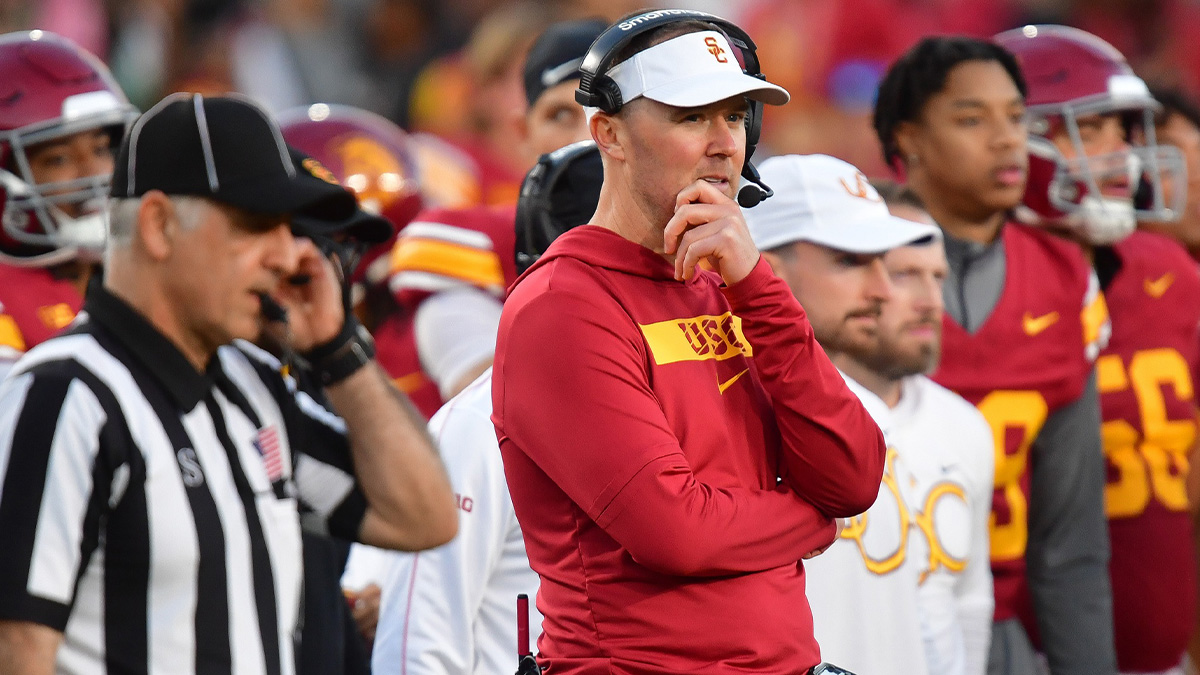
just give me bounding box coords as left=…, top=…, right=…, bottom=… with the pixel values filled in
left=907, top=154, right=919, bottom=165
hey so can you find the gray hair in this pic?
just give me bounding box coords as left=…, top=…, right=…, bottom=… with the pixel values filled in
left=106, top=194, right=208, bottom=248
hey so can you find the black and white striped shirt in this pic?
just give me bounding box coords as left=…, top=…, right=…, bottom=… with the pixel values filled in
left=0, top=287, right=366, bottom=675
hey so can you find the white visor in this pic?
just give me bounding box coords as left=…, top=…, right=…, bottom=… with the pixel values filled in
left=606, top=31, right=790, bottom=108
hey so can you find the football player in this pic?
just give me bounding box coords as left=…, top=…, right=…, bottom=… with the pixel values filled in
left=0, top=31, right=138, bottom=380
left=875, top=35, right=1115, bottom=675
left=997, top=26, right=1200, bottom=675
left=379, top=18, right=604, bottom=418
left=1142, top=86, right=1200, bottom=261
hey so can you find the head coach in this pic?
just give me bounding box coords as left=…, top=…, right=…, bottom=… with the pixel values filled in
left=490, top=10, right=886, bottom=675
left=0, top=94, right=457, bottom=673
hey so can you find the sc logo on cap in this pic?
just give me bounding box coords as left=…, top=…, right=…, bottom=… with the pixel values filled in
left=704, top=36, right=728, bottom=63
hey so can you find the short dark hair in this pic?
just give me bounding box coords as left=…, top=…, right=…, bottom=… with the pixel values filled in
left=1151, top=85, right=1200, bottom=131
left=873, top=36, right=1027, bottom=168
left=870, top=178, right=927, bottom=212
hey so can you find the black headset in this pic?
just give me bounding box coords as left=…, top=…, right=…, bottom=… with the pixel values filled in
left=514, top=140, right=603, bottom=274
left=574, top=9, right=775, bottom=208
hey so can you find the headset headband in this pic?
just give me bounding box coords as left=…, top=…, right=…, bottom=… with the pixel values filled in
left=575, top=9, right=763, bottom=111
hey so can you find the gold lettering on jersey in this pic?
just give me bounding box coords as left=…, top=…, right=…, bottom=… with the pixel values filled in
left=839, top=447, right=969, bottom=579
left=1098, top=348, right=1194, bottom=518
left=915, top=482, right=969, bottom=583
left=975, top=390, right=1049, bottom=562
left=840, top=449, right=911, bottom=574
left=37, top=303, right=75, bottom=331
left=639, top=312, right=752, bottom=365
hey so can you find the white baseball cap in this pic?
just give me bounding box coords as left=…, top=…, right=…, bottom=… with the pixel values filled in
left=743, top=154, right=941, bottom=254
left=606, top=30, right=789, bottom=108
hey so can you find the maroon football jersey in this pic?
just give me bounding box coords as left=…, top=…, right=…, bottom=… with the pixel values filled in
left=933, top=223, right=1096, bottom=622
left=0, top=264, right=82, bottom=360
left=373, top=205, right=517, bottom=420
left=1100, top=230, right=1200, bottom=672
left=372, top=309, right=445, bottom=420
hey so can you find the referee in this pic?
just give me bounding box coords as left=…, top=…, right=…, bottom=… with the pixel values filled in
left=0, top=94, right=458, bottom=673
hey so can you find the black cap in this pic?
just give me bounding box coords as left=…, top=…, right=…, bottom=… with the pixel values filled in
left=514, top=140, right=602, bottom=274
left=523, top=19, right=607, bottom=106
left=111, top=93, right=356, bottom=221
left=287, top=146, right=395, bottom=245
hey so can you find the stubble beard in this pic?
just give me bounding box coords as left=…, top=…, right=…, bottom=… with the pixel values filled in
left=824, top=313, right=942, bottom=382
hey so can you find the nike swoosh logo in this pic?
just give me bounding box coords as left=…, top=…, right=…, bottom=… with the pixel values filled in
left=1022, top=311, right=1060, bottom=336
left=718, top=368, right=749, bottom=394
left=1144, top=272, right=1175, bottom=298
left=541, top=57, right=585, bottom=87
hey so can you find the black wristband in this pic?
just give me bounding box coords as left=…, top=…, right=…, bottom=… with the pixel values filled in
left=303, top=318, right=376, bottom=387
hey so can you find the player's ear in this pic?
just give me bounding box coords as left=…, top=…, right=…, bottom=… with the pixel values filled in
left=592, top=112, right=625, bottom=162
left=894, top=121, right=919, bottom=166
left=135, top=190, right=176, bottom=261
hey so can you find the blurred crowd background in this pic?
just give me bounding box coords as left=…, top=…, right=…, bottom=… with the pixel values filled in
left=10, top=0, right=1200, bottom=189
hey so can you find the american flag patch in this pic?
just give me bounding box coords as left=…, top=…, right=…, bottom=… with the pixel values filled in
left=252, top=426, right=284, bottom=482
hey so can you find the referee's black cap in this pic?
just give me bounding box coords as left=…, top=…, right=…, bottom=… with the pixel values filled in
left=111, top=93, right=357, bottom=222
left=287, top=146, right=394, bottom=245
left=523, top=19, right=607, bottom=106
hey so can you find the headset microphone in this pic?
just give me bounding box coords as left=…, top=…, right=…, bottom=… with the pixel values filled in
left=257, top=292, right=289, bottom=323
left=737, top=161, right=774, bottom=209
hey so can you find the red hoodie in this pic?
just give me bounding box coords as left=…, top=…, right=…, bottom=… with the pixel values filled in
left=492, top=225, right=886, bottom=674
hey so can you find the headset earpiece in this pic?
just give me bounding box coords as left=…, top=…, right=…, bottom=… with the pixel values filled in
left=745, top=98, right=763, bottom=154
left=593, top=75, right=624, bottom=114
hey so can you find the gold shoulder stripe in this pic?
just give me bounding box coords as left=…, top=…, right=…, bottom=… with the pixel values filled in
left=0, top=315, right=26, bottom=351
left=639, top=312, right=752, bottom=365
left=390, top=237, right=505, bottom=288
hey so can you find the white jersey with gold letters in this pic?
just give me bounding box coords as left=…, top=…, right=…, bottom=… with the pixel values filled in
left=806, top=374, right=994, bottom=675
